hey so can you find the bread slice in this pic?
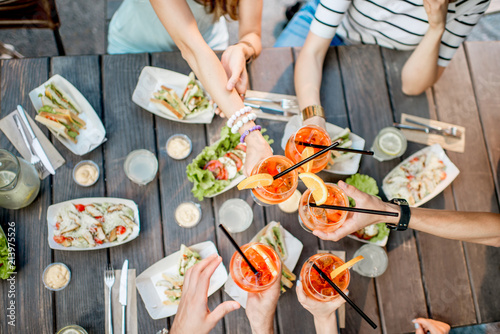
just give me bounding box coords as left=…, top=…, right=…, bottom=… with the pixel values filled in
left=35, top=115, right=77, bottom=143
left=150, top=97, right=184, bottom=119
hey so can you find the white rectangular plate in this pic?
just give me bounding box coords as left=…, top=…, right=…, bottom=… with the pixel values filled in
left=136, top=241, right=228, bottom=319
left=382, top=144, right=460, bottom=207
left=224, top=223, right=303, bottom=308
left=47, top=197, right=140, bottom=251
left=347, top=233, right=389, bottom=247
left=281, top=116, right=365, bottom=175
left=132, top=66, right=215, bottom=124
left=29, top=74, right=106, bottom=156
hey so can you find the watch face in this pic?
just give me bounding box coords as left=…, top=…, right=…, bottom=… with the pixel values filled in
left=393, top=198, right=409, bottom=206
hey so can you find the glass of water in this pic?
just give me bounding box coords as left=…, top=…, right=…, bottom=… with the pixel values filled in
left=219, top=198, right=253, bottom=233
left=124, top=149, right=158, bottom=185
left=352, top=244, right=388, bottom=277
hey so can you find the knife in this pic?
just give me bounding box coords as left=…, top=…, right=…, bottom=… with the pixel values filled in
left=119, top=259, right=128, bottom=334
left=243, top=102, right=287, bottom=115
left=406, top=118, right=462, bottom=138
left=13, top=115, right=38, bottom=160
left=393, top=123, right=430, bottom=133
left=16, top=105, right=55, bottom=174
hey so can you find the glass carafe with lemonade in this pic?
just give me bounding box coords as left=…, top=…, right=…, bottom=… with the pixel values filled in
left=0, top=149, right=40, bottom=209
left=285, top=124, right=332, bottom=173
left=230, top=242, right=281, bottom=292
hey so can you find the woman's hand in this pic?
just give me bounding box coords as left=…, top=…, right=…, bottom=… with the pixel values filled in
left=413, top=318, right=451, bottom=334
left=423, top=0, right=449, bottom=31
left=221, top=44, right=249, bottom=96
left=246, top=272, right=281, bottom=334
left=170, top=254, right=240, bottom=334
left=243, top=131, right=273, bottom=176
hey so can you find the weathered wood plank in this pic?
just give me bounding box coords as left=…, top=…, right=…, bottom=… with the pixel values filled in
left=151, top=51, right=225, bottom=333
left=432, top=46, right=500, bottom=324
left=382, top=48, right=476, bottom=327
left=50, top=55, right=108, bottom=333
left=102, top=53, right=167, bottom=331
left=0, top=58, right=54, bottom=333
left=338, top=45, right=427, bottom=334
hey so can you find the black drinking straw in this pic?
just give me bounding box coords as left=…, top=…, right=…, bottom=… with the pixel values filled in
left=312, top=263, right=377, bottom=329
left=218, top=224, right=259, bottom=275
left=273, top=140, right=341, bottom=180
left=295, top=141, right=374, bottom=156
left=309, top=203, right=399, bottom=217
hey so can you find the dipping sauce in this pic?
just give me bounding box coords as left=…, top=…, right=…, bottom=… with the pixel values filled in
left=175, top=202, right=201, bottom=228
left=278, top=189, right=302, bottom=213
left=57, top=325, right=88, bottom=334
left=43, top=263, right=70, bottom=290
left=166, top=134, right=192, bottom=160
left=73, top=160, right=99, bottom=187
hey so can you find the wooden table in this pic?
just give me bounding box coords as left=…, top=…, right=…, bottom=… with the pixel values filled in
left=0, top=41, right=499, bottom=334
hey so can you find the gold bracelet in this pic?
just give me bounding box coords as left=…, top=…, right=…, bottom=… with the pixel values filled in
left=301, top=105, right=325, bottom=121
left=236, top=40, right=257, bottom=64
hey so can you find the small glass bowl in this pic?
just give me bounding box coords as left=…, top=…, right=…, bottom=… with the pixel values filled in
left=124, top=149, right=159, bottom=185
left=57, top=325, right=88, bottom=334
left=72, top=160, right=100, bottom=187
left=166, top=134, right=193, bottom=160
left=42, top=262, right=71, bottom=291
left=174, top=201, right=202, bottom=228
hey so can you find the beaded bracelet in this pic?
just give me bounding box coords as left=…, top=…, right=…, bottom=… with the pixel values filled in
left=227, top=106, right=252, bottom=128
left=231, top=113, right=257, bottom=134
left=240, top=125, right=262, bottom=143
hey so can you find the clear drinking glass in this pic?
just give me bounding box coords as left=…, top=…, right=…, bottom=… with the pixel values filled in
left=0, top=149, right=40, bottom=209
left=219, top=198, right=253, bottom=233
left=352, top=244, right=388, bottom=277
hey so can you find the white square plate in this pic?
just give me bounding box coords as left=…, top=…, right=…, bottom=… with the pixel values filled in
left=132, top=66, right=215, bottom=124
left=224, top=222, right=303, bottom=308
left=47, top=197, right=140, bottom=251
left=280, top=116, right=365, bottom=175
left=382, top=144, right=460, bottom=207
left=136, top=241, right=228, bottom=319
left=29, top=74, right=106, bottom=156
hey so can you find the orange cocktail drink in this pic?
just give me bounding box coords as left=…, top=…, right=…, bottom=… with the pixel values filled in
left=285, top=125, right=332, bottom=173
left=298, top=183, right=349, bottom=233
left=300, top=253, right=350, bottom=302
left=251, top=155, right=298, bottom=205
left=230, top=242, right=281, bottom=293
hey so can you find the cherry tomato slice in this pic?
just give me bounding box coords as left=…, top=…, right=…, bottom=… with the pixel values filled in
left=74, top=204, right=86, bottom=212
left=53, top=235, right=66, bottom=244
left=235, top=143, right=247, bottom=152
left=94, top=238, right=103, bottom=244
left=116, top=225, right=127, bottom=235
left=225, top=152, right=243, bottom=171
left=204, top=160, right=228, bottom=180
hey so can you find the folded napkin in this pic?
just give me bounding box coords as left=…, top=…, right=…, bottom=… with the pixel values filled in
left=0, top=111, right=65, bottom=179
left=245, top=90, right=298, bottom=122
left=318, top=250, right=346, bottom=329
left=105, top=269, right=138, bottom=334
left=400, top=113, right=465, bottom=153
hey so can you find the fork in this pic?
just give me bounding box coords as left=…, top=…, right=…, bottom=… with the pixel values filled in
left=244, top=97, right=299, bottom=110
left=104, top=263, right=115, bottom=334
left=406, top=119, right=462, bottom=138
left=13, top=115, right=45, bottom=176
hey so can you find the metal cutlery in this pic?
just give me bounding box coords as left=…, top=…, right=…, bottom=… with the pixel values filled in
left=119, top=260, right=129, bottom=334
left=13, top=114, right=45, bottom=176
left=244, top=96, right=299, bottom=110
left=16, top=105, right=56, bottom=174
left=104, top=264, right=116, bottom=334
left=406, top=118, right=462, bottom=138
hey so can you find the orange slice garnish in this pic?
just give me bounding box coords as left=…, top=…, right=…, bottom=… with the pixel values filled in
left=300, top=147, right=315, bottom=173
left=330, top=255, right=364, bottom=279
left=299, top=172, right=328, bottom=205
left=250, top=244, right=278, bottom=277
left=237, top=173, right=273, bottom=190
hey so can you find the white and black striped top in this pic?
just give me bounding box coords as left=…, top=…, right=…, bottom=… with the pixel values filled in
left=310, top=0, right=490, bottom=66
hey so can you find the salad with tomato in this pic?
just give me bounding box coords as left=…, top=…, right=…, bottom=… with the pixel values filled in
left=53, top=202, right=137, bottom=248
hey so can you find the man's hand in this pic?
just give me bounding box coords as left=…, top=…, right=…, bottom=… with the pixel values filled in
left=312, top=181, right=399, bottom=241
left=170, top=254, right=240, bottom=334
left=423, top=0, right=449, bottom=31
left=221, top=44, right=249, bottom=96
left=413, top=318, right=451, bottom=334
left=246, top=272, right=281, bottom=334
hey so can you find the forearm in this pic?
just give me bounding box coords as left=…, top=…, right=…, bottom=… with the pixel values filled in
left=238, top=0, right=262, bottom=59
left=401, top=27, right=444, bottom=95
left=314, top=314, right=338, bottom=334
left=249, top=316, right=274, bottom=334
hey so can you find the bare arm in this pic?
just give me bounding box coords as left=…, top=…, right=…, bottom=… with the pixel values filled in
left=401, top=0, right=448, bottom=95
left=314, top=181, right=500, bottom=247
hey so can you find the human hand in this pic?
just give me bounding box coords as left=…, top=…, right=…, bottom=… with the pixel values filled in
left=221, top=44, right=249, bottom=96
left=243, top=131, right=273, bottom=176
left=312, top=181, right=400, bottom=241
left=170, top=254, right=240, bottom=334
left=296, top=280, right=346, bottom=321
left=413, top=318, right=451, bottom=334
left=246, top=272, right=281, bottom=334
left=423, top=0, right=449, bottom=31
left=303, top=116, right=327, bottom=131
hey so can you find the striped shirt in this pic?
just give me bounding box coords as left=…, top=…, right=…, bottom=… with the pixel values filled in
left=310, top=0, right=490, bottom=66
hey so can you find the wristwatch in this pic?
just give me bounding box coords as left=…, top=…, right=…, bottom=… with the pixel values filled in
left=386, top=198, right=411, bottom=231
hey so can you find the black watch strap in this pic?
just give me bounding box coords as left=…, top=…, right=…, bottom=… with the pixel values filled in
left=387, top=198, right=411, bottom=231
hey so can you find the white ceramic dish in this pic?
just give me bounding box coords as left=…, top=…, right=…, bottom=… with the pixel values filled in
left=47, top=197, right=140, bottom=251
left=347, top=232, right=389, bottom=247
left=382, top=144, right=460, bottom=207
left=132, top=66, right=215, bottom=124
left=224, top=222, right=303, bottom=308
left=29, top=74, right=106, bottom=156
left=136, top=241, right=228, bottom=319
left=281, top=116, right=365, bottom=175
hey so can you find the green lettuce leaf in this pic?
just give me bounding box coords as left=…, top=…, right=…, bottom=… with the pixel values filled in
left=0, top=227, right=15, bottom=280
left=345, top=173, right=379, bottom=196
left=369, top=223, right=390, bottom=243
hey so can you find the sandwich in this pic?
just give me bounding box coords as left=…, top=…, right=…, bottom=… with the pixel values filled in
left=182, top=72, right=213, bottom=115
left=258, top=221, right=287, bottom=261
left=178, top=244, right=201, bottom=276
left=40, top=83, right=82, bottom=115
left=35, top=105, right=86, bottom=143
left=151, top=85, right=190, bottom=120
